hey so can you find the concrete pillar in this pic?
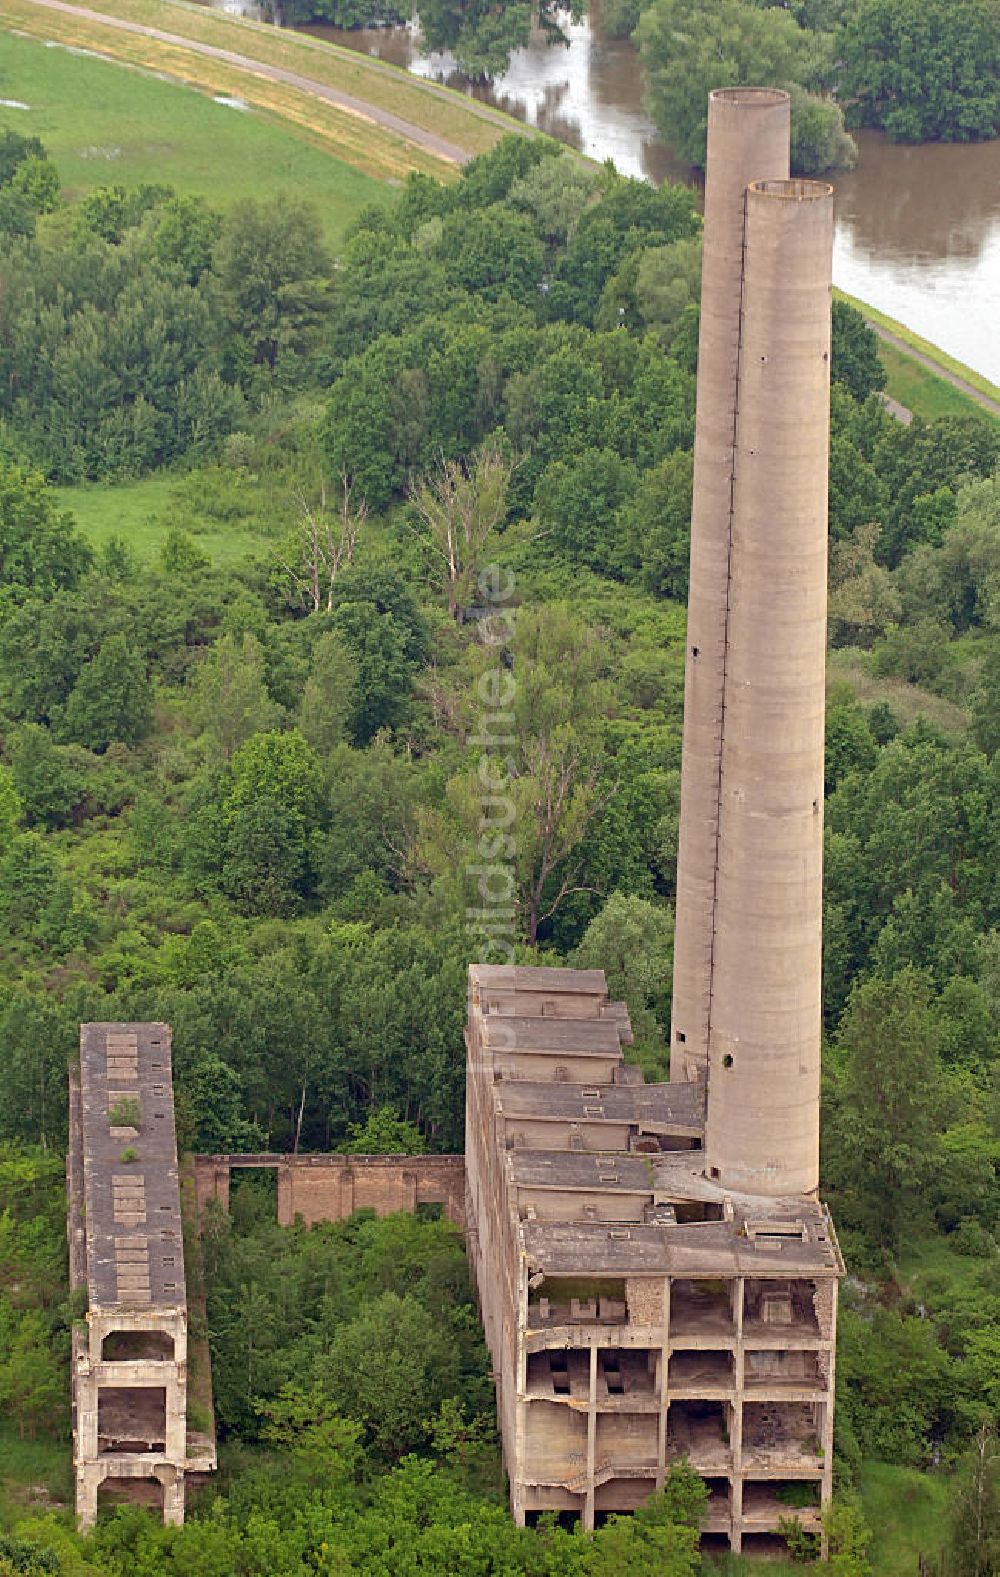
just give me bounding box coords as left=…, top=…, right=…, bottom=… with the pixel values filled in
left=584, top=1345, right=597, bottom=1531
left=733, top=1275, right=745, bottom=1549
left=277, top=1161, right=294, bottom=1227
left=705, top=179, right=833, bottom=1197
left=194, top=1158, right=230, bottom=1222
left=338, top=1166, right=354, bottom=1222
left=159, top=1466, right=185, bottom=1526
left=76, top=1368, right=98, bottom=1462
left=165, top=1371, right=187, bottom=1461
left=670, top=88, right=791, bottom=1084
left=76, top=1463, right=101, bottom=1531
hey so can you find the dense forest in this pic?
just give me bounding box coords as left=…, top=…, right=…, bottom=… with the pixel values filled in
left=2, top=117, right=1000, bottom=1573
left=632, top=0, right=1000, bottom=165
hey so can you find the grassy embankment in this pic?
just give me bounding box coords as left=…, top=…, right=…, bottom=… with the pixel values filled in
left=0, top=0, right=519, bottom=177
left=0, top=1425, right=72, bottom=1524
left=0, top=28, right=398, bottom=242
left=835, top=287, right=1000, bottom=426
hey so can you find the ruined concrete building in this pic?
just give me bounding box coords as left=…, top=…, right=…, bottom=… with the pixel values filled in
left=465, top=967, right=841, bottom=1551
left=69, top=1023, right=215, bottom=1528
left=465, top=88, right=843, bottom=1555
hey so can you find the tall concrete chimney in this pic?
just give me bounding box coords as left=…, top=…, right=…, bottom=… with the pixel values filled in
left=670, top=95, right=834, bottom=1198
left=670, top=89, right=791, bottom=1087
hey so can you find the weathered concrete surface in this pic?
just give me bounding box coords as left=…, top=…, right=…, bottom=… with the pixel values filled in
left=670, top=88, right=791, bottom=1086
left=669, top=93, right=833, bottom=1201
left=193, top=1152, right=466, bottom=1229
left=71, top=1024, right=215, bottom=1530
left=465, top=963, right=842, bottom=1550
left=704, top=177, right=833, bottom=1198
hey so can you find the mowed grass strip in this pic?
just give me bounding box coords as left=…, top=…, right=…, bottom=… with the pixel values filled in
left=835, top=287, right=1000, bottom=411
left=7, top=0, right=513, bottom=156
left=0, top=9, right=455, bottom=187
left=878, top=339, right=999, bottom=426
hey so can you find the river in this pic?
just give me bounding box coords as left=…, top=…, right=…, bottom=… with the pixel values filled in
left=212, top=5, right=1000, bottom=385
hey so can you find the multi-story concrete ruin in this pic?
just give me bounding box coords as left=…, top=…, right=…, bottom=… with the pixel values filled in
left=465, top=967, right=841, bottom=1551
left=465, top=87, right=843, bottom=1555
left=68, top=1023, right=215, bottom=1528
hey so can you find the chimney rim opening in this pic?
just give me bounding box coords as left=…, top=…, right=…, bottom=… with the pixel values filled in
left=747, top=178, right=834, bottom=202
left=710, top=86, right=790, bottom=107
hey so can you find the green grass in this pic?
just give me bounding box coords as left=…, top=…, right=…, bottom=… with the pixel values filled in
left=57, top=474, right=270, bottom=565
left=835, top=287, right=1000, bottom=412
left=0, top=30, right=393, bottom=247
left=858, top=1462, right=950, bottom=1576
left=878, top=340, right=998, bottom=425
left=0, top=1424, right=72, bottom=1526
left=896, top=1232, right=993, bottom=1308
left=827, top=647, right=969, bottom=739
left=13, top=0, right=517, bottom=155
left=703, top=1556, right=798, bottom=1574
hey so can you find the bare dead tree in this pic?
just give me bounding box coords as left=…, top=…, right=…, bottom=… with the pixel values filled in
left=284, top=470, right=367, bottom=613
left=409, top=440, right=513, bottom=621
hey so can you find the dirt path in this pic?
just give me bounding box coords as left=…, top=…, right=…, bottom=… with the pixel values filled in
left=14, top=0, right=478, bottom=164
left=879, top=391, right=913, bottom=426
left=866, top=319, right=1000, bottom=420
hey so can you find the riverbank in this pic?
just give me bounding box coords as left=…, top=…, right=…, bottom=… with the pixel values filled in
left=836, top=288, right=1000, bottom=425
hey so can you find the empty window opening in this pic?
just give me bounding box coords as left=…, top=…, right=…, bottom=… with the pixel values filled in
left=743, top=1479, right=819, bottom=1519
left=667, top=1399, right=730, bottom=1465
left=526, top=1348, right=588, bottom=1398
left=742, top=1402, right=823, bottom=1469
left=102, top=1330, right=174, bottom=1363
left=593, top=1477, right=661, bottom=1516
left=673, top=1201, right=725, bottom=1224
left=598, top=1348, right=656, bottom=1400
left=745, top=1349, right=823, bottom=1388
left=525, top=1510, right=581, bottom=1531
left=741, top=1534, right=799, bottom=1560
left=668, top=1349, right=735, bottom=1390
left=743, top=1279, right=820, bottom=1336
left=602, top=1352, right=623, bottom=1395
left=97, top=1476, right=165, bottom=1516
left=699, top=1534, right=731, bottom=1558
left=670, top=1278, right=734, bottom=1336
left=702, top=1477, right=731, bottom=1517
left=549, top=1353, right=571, bottom=1396
left=528, top=1278, right=626, bottom=1327
left=97, top=1386, right=166, bottom=1455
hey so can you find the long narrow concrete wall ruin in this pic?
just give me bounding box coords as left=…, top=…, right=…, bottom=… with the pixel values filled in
left=69, top=1024, right=216, bottom=1530
left=192, top=1152, right=465, bottom=1228
left=69, top=1024, right=465, bottom=1523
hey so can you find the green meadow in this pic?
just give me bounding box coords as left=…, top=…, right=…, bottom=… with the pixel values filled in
left=0, top=29, right=392, bottom=246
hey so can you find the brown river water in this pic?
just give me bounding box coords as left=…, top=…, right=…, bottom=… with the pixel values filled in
left=210, top=5, right=1000, bottom=385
